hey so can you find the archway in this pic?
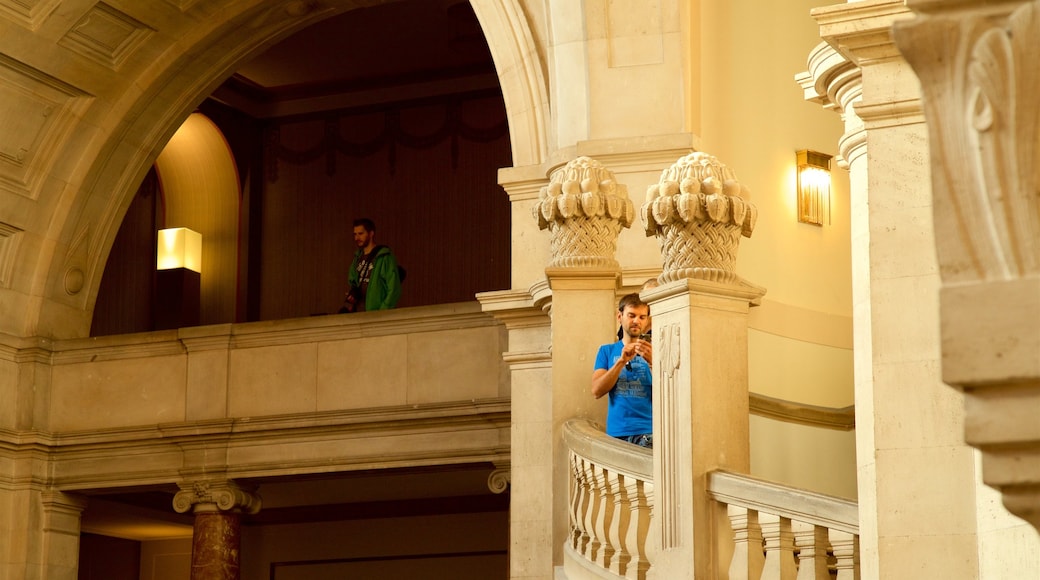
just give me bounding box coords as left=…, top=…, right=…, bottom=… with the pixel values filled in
left=29, top=0, right=548, bottom=338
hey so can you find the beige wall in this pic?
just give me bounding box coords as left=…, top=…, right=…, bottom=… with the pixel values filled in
left=697, top=0, right=855, bottom=497
left=42, top=303, right=506, bottom=432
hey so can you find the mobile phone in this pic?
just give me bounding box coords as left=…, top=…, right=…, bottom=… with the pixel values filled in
left=639, top=331, right=652, bottom=343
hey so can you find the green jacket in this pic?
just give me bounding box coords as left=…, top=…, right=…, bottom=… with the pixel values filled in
left=348, top=245, right=401, bottom=311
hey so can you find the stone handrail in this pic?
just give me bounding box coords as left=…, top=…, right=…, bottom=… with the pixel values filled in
left=749, top=392, right=855, bottom=431
left=563, top=420, right=859, bottom=580
left=708, top=470, right=859, bottom=580
left=562, top=418, right=654, bottom=580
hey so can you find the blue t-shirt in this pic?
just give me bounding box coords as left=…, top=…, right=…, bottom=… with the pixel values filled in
left=594, top=341, right=653, bottom=437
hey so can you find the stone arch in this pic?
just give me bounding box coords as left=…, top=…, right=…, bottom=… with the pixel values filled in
left=30, top=0, right=548, bottom=338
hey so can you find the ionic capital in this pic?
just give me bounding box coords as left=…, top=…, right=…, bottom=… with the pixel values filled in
left=173, top=479, right=261, bottom=515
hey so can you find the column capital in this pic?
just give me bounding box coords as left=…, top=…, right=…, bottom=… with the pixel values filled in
left=488, top=466, right=511, bottom=494
left=173, top=479, right=261, bottom=515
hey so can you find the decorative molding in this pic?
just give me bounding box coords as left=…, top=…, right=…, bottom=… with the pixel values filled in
left=641, top=152, right=757, bottom=285
left=658, top=322, right=682, bottom=549
left=533, top=156, right=634, bottom=269
left=814, top=0, right=914, bottom=65
left=0, top=0, right=60, bottom=31
left=749, top=393, right=855, bottom=431
left=0, top=53, right=91, bottom=200
left=0, top=221, right=23, bottom=289
left=58, top=2, right=154, bottom=70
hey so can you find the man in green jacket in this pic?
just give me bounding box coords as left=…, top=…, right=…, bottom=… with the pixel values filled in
left=341, top=218, right=402, bottom=312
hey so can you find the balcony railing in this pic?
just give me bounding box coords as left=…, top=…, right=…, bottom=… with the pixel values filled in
left=563, top=418, right=859, bottom=580
left=563, top=418, right=654, bottom=580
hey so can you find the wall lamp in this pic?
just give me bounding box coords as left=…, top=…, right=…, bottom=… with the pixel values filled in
left=157, top=227, right=202, bottom=272
left=796, top=150, right=832, bottom=226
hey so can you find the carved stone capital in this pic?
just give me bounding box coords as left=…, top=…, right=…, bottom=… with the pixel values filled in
left=532, top=156, right=634, bottom=269
left=641, top=152, right=757, bottom=285
left=797, top=42, right=866, bottom=168
left=173, top=480, right=261, bottom=515
left=488, top=467, right=511, bottom=494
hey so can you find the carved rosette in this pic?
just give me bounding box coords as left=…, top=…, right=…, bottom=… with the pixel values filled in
left=533, top=156, right=634, bottom=268
left=173, top=480, right=262, bottom=515
left=642, top=152, right=757, bottom=284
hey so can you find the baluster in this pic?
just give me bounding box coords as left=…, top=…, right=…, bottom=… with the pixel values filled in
left=727, top=504, right=764, bottom=580
left=627, top=479, right=652, bottom=580
left=829, top=529, right=859, bottom=580
left=606, top=472, right=631, bottom=576
left=595, top=466, right=618, bottom=569
left=760, top=512, right=796, bottom=580
left=582, top=459, right=603, bottom=562
left=571, top=455, right=591, bottom=554
left=792, top=520, right=829, bottom=580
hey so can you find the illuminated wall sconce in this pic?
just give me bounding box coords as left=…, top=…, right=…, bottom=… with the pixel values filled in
left=157, top=227, right=202, bottom=272
left=796, top=150, right=833, bottom=226
left=155, top=227, right=201, bottom=330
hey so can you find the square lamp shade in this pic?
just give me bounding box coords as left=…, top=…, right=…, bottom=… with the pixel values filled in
left=796, top=150, right=832, bottom=226
left=157, top=227, right=202, bottom=272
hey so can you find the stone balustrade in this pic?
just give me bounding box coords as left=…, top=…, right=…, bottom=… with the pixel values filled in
left=709, top=471, right=859, bottom=580
left=563, top=419, right=859, bottom=580
left=562, top=419, right=654, bottom=580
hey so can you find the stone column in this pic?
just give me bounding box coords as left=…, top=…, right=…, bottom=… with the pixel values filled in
left=173, top=480, right=261, bottom=580
left=640, top=152, right=763, bottom=579
left=894, top=0, right=1040, bottom=542
left=808, top=2, right=1033, bottom=577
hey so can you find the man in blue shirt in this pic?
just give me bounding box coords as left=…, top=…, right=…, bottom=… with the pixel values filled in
left=591, top=293, right=654, bottom=448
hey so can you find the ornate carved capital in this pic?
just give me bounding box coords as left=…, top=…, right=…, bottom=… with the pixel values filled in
left=641, top=152, right=757, bottom=284
left=797, top=43, right=866, bottom=168
left=533, top=156, right=634, bottom=269
left=488, top=467, right=511, bottom=494
left=173, top=480, right=262, bottom=515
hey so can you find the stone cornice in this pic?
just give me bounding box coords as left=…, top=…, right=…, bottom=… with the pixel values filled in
left=3, top=398, right=511, bottom=491
left=40, top=302, right=500, bottom=364
left=477, top=283, right=552, bottom=329
left=854, top=97, right=924, bottom=129
left=813, top=0, right=914, bottom=65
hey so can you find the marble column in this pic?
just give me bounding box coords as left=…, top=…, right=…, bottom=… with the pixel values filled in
left=639, top=152, right=763, bottom=579
left=173, top=480, right=261, bottom=580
